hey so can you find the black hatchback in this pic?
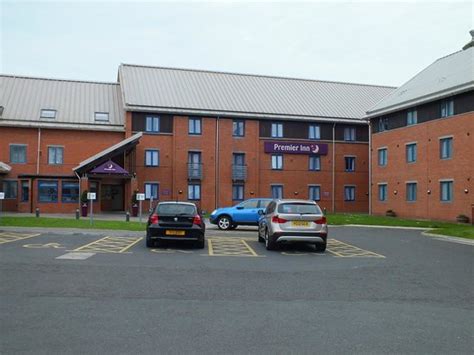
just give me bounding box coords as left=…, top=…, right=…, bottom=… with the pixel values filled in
left=146, top=201, right=205, bottom=249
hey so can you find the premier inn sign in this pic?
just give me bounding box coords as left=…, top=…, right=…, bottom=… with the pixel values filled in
left=264, top=141, right=328, bottom=155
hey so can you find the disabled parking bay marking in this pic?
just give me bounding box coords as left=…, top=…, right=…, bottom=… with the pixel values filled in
left=72, top=236, right=143, bottom=254
left=327, top=239, right=385, bottom=258
left=0, top=232, right=41, bottom=245
left=151, top=249, right=194, bottom=254
left=207, top=237, right=262, bottom=257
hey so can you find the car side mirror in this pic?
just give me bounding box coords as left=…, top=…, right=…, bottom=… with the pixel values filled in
left=236, top=206, right=244, bottom=210
left=258, top=209, right=264, bottom=215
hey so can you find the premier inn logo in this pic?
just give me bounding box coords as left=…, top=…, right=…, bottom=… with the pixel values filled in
left=264, top=141, right=328, bottom=155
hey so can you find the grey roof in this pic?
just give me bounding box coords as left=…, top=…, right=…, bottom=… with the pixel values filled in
left=0, top=75, right=124, bottom=131
left=367, top=46, right=474, bottom=117
left=119, top=64, right=395, bottom=123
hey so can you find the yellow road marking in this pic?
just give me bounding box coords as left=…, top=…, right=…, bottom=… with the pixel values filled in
left=0, top=232, right=41, bottom=245
left=208, top=238, right=214, bottom=256
left=241, top=240, right=258, bottom=256
left=73, top=236, right=142, bottom=254
left=23, top=243, right=65, bottom=249
left=207, top=238, right=262, bottom=257
left=327, top=239, right=385, bottom=258
left=119, top=237, right=143, bottom=253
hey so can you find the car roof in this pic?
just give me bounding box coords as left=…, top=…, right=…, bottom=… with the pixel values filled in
left=274, top=199, right=318, bottom=204
left=157, top=201, right=197, bottom=207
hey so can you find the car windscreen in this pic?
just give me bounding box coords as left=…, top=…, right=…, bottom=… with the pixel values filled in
left=156, top=204, right=196, bottom=215
left=277, top=203, right=322, bottom=214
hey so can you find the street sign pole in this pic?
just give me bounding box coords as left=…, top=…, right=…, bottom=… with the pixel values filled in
left=90, top=199, right=93, bottom=226
left=87, top=192, right=97, bottom=226
left=0, top=192, right=4, bottom=224
left=136, top=193, right=145, bottom=224
left=139, top=200, right=142, bottom=224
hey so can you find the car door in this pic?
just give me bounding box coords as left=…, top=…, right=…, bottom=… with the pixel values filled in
left=259, top=201, right=274, bottom=235
left=232, top=199, right=259, bottom=223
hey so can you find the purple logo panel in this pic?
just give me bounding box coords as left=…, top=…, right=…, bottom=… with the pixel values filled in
left=264, top=141, right=328, bottom=155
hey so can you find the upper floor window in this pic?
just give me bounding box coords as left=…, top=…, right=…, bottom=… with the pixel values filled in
left=308, top=156, right=321, bottom=171
left=406, top=143, right=417, bottom=163
left=10, top=144, right=27, bottom=164
left=378, top=148, right=387, bottom=166
left=344, top=127, right=356, bottom=141
left=378, top=184, right=387, bottom=202
left=308, top=124, right=320, bottom=140
left=188, top=184, right=201, bottom=200
left=233, top=153, right=245, bottom=166
left=406, top=182, right=417, bottom=202
left=94, top=112, right=109, bottom=122
left=40, top=109, right=56, bottom=119
left=440, top=137, right=453, bottom=159
left=407, top=110, right=417, bottom=125
left=145, top=150, right=159, bottom=167
left=345, top=156, right=355, bottom=172
left=48, top=146, right=64, bottom=165
left=189, top=117, right=202, bottom=135
left=233, top=120, right=245, bottom=137
left=344, top=186, right=355, bottom=201
left=378, top=118, right=389, bottom=132
left=440, top=99, right=454, bottom=118
left=308, top=185, right=321, bottom=201
left=271, top=154, right=283, bottom=170
left=271, top=185, right=283, bottom=199
left=271, top=123, right=283, bottom=138
left=440, top=181, right=453, bottom=202
left=146, top=116, right=160, bottom=133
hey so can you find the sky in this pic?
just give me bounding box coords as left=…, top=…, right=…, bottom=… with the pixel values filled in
left=1, top=0, right=472, bottom=87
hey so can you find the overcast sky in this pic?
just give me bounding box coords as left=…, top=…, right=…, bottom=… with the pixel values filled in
left=1, top=1, right=472, bottom=87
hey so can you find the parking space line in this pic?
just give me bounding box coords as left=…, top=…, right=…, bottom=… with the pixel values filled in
left=207, top=237, right=262, bottom=257
left=241, top=240, right=258, bottom=256
left=208, top=238, right=214, bottom=256
left=0, top=232, right=41, bottom=245
left=327, top=239, right=385, bottom=258
left=72, top=236, right=142, bottom=254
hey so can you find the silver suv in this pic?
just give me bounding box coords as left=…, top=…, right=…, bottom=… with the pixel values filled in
left=258, top=199, right=328, bottom=252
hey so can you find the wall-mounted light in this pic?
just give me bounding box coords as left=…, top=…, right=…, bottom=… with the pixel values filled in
left=294, top=191, right=299, bottom=196
left=250, top=191, right=255, bottom=195
left=427, top=190, right=431, bottom=194
left=393, top=190, right=398, bottom=195
left=178, top=190, right=183, bottom=195
left=465, top=189, right=469, bottom=194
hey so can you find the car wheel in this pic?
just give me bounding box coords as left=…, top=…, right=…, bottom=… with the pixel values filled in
left=315, top=242, right=326, bottom=252
left=265, top=229, right=277, bottom=251
left=196, top=238, right=205, bottom=249
left=217, top=216, right=232, bottom=230
left=229, top=224, right=238, bottom=230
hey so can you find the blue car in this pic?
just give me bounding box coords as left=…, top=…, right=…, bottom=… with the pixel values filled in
left=210, top=198, right=273, bottom=230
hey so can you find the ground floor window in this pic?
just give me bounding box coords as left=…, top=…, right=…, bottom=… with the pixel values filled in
left=308, top=185, right=321, bottom=201
left=62, top=181, right=79, bottom=203
left=21, top=180, right=29, bottom=202
left=378, top=184, right=387, bottom=201
left=232, top=184, right=244, bottom=201
left=344, top=186, right=355, bottom=201
left=188, top=184, right=201, bottom=200
left=3, top=180, right=18, bottom=199
left=406, top=182, right=417, bottom=202
left=145, top=183, right=159, bottom=200
left=440, top=181, right=453, bottom=202
left=38, top=180, right=58, bottom=202
left=271, top=185, right=283, bottom=199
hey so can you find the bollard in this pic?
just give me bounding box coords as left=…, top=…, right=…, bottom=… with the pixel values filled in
left=75, top=209, right=80, bottom=220
left=323, top=207, right=327, bottom=216
left=35, top=208, right=40, bottom=218
left=125, top=211, right=130, bottom=222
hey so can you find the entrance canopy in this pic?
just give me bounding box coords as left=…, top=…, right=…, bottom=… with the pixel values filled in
left=73, top=132, right=142, bottom=176
left=0, top=162, right=12, bottom=174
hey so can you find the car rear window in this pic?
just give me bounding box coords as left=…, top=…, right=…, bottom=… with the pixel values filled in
left=277, top=203, right=321, bottom=214
left=156, top=204, right=196, bottom=215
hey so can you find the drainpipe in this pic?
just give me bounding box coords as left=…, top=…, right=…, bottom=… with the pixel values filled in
left=75, top=170, right=81, bottom=210
left=215, top=116, right=220, bottom=209
left=368, top=121, right=372, bottom=215
left=332, top=123, right=336, bottom=213
left=36, top=128, right=41, bottom=174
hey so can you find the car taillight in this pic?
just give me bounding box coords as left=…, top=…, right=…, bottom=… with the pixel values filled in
left=314, top=217, right=327, bottom=224
left=150, top=214, right=159, bottom=225
left=193, top=215, right=202, bottom=225
left=272, top=215, right=287, bottom=224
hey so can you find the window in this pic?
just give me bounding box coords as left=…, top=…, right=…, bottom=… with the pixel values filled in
left=378, top=118, right=389, bottom=132
left=48, top=146, right=64, bottom=165
left=145, top=116, right=160, bottom=133
left=271, top=185, right=283, bottom=199
left=344, top=186, right=355, bottom=201
left=10, top=144, right=27, bottom=164
left=241, top=199, right=259, bottom=208
left=2, top=180, right=17, bottom=199
left=271, top=123, right=283, bottom=138
left=233, top=120, right=245, bottom=137
left=440, top=181, right=453, bottom=202
left=345, top=157, right=355, bottom=172
left=378, top=148, right=387, bottom=166
left=21, top=180, right=29, bottom=202
left=233, top=153, right=245, bottom=166
left=308, top=124, right=320, bottom=140
left=38, top=180, right=58, bottom=202
left=145, top=183, right=159, bottom=200
left=189, top=117, right=202, bottom=135
left=232, top=184, right=244, bottom=201
left=145, top=150, right=159, bottom=167
left=406, top=143, right=417, bottom=163
left=440, top=99, right=454, bottom=118
left=40, top=109, right=56, bottom=119
left=344, top=127, right=356, bottom=141
left=271, top=154, right=283, bottom=170
left=188, top=184, right=201, bottom=200
left=94, top=112, right=109, bottom=121
left=440, top=137, right=453, bottom=159
left=378, top=184, right=387, bottom=202
left=308, top=156, right=321, bottom=171
left=308, top=185, right=321, bottom=201
left=407, top=110, right=417, bottom=125
left=62, top=181, right=79, bottom=203
left=406, top=183, right=417, bottom=202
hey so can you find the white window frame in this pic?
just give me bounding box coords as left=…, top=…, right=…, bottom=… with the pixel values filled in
left=145, top=116, right=160, bottom=133
left=48, top=146, right=64, bottom=165
left=145, top=149, right=160, bottom=167
left=271, top=154, right=283, bottom=170
left=308, top=124, right=320, bottom=140
left=271, top=123, right=283, bottom=138
left=308, top=185, right=321, bottom=201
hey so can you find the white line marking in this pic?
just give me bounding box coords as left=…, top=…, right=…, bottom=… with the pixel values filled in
left=56, top=252, right=96, bottom=260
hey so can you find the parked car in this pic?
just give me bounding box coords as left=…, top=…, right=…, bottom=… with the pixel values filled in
left=258, top=199, right=328, bottom=251
left=209, top=198, right=273, bottom=230
left=146, top=201, right=205, bottom=248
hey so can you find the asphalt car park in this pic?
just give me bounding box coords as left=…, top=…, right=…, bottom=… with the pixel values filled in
left=0, top=225, right=472, bottom=354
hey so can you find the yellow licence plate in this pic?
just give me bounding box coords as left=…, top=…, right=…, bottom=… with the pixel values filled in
left=165, top=230, right=185, bottom=236
left=292, top=221, right=310, bottom=227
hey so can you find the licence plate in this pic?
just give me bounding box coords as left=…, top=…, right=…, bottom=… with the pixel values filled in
left=291, top=221, right=310, bottom=227
left=165, top=230, right=185, bottom=236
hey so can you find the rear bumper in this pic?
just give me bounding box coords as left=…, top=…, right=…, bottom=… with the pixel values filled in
left=272, top=231, right=327, bottom=244
left=147, top=226, right=204, bottom=241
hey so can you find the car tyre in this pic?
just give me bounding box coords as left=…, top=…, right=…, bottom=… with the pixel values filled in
left=229, top=224, right=238, bottom=230
left=315, top=242, right=327, bottom=252
left=217, top=215, right=232, bottom=230
left=196, top=238, right=205, bottom=249
left=265, top=229, right=277, bottom=251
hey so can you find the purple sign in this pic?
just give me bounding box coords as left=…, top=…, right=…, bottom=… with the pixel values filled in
left=264, top=141, right=328, bottom=155
left=90, top=160, right=129, bottom=175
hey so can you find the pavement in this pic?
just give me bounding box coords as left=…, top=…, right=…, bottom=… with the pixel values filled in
left=0, top=225, right=473, bottom=354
